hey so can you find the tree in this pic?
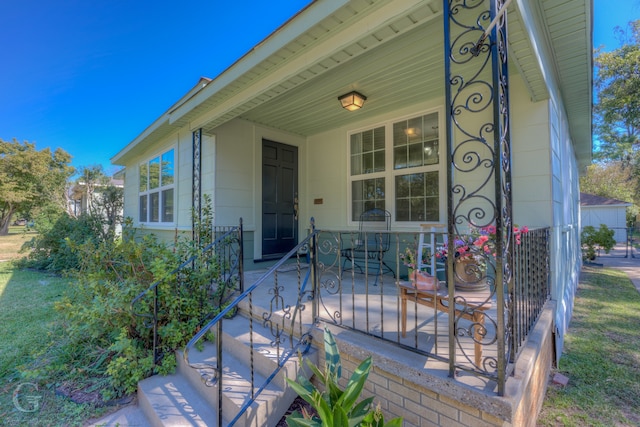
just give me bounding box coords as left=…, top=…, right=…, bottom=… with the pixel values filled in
left=586, top=20, right=640, bottom=226
left=0, top=139, right=74, bottom=235
left=593, top=20, right=640, bottom=163
left=580, top=163, right=636, bottom=202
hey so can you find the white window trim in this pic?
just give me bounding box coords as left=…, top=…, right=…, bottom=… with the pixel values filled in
left=138, top=146, right=177, bottom=226
left=346, top=107, right=446, bottom=228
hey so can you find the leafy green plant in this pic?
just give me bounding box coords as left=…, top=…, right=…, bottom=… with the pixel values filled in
left=581, top=224, right=616, bottom=261
left=24, top=195, right=235, bottom=398
left=17, top=207, right=103, bottom=272
left=286, top=327, right=402, bottom=427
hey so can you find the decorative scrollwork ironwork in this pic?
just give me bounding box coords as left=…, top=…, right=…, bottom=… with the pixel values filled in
left=446, top=0, right=512, bottom=392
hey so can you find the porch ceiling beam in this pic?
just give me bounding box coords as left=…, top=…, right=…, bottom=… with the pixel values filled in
left=179, top=0, right=439, bottom=132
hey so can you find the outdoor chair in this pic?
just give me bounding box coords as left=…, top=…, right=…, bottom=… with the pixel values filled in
left=341, top=208, right=395, bottom=281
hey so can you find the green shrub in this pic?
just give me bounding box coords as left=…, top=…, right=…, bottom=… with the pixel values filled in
left=18, top=208, right=103, bottom=272
left=27, top=195, right=233, bottom=398
left=581, top=224, right=616, bottom=261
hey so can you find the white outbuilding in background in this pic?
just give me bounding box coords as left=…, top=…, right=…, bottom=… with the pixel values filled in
left=580, top=193, right=631, bottom=243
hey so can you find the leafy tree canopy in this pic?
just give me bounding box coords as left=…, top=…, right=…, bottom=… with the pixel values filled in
left=585, top=20, right=640, bottom=226
left=593, top=20, right=640, bottom=163
left=0, top=138, right=74, bottom=235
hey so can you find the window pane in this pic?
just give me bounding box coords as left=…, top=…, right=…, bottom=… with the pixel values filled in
left=395, top=174, right=410, bottom=198
left=351, top=154, right=361, bottom=176
left=149, top=157, right=160, bottom=189
left=393, top=146, right=407, bottom=169
left=350, top=133, right=362, bottom=175
left=424, top=140, right=439, bottom=165
left=396, top=198, right=410, bottom=221
left=373, top=127, right=385, bottom=150
left=393, top=112, right=439, bottom=170
left=161, top=150, right=174, bottom=186
left=139, top=195, right=148, bottom=222
left=150, top=192, right=159, bottom=222
left=350, top=126, right=385, bottom=176
left=139, top=164, right=148, bottom=191
left=351, top=178, right=385, bottom=221
left=395, top=171, right=438, bottom=222
left=161, top=189, right=174, bottom=222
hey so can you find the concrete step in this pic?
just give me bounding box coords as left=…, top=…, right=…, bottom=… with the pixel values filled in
left=139, top=313, right=316, bottom=427
left=138, top=372, right=222, bottom=427
left=178, top=344, right=286, bottom=427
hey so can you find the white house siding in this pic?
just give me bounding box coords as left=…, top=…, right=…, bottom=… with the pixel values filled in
left=508, top=0, right=584, bottom=364
left=548, top=83, right=582, bottom=363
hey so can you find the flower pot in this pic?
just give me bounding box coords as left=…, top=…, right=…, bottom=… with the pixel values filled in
left=454, top=258, right=488, bottom=292
left=408, top=269, right=437, bottom=291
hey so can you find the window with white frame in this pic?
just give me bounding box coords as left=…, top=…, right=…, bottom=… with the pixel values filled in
left=349, top=111, right=441, bottom=222
left=139, top=149, right=175, bottom=223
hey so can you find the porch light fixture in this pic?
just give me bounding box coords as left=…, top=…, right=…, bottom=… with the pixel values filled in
left=338, top=91, right=367, bottom=111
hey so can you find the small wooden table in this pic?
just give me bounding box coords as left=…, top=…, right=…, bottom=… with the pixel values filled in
left=398, top=282, right=492, bottom=365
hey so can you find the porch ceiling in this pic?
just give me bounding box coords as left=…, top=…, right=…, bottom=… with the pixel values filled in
left=113, top=0, right=592, bottom=168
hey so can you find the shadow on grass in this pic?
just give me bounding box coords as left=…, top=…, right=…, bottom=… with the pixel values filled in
left=0, top=263, right=112, bottom=426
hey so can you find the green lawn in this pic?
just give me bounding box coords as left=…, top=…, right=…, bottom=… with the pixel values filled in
left=0, top=242, right=112, bottom=426
left=537, top=266, right=640, bottom=426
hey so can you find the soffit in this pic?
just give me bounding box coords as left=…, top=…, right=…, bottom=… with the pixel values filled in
left=185, top=0, right=444, bottom=136
left=540, top=0, right=593, bottom=168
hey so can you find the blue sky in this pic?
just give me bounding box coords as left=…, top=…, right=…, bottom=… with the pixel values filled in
left=0, top=0, right=638, bottom=175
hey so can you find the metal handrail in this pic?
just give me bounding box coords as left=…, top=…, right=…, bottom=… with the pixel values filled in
left=183, top=229, right=317, bottom=426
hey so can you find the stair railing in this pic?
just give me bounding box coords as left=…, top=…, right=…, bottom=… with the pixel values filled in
left=130, top=220, right=243, bottom=365
left=184, top=223, right=318, bottom=426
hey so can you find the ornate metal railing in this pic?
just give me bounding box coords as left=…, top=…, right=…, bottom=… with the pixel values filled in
left=511, top=227, right=551, bottom=359
left=183, top=230, right=316, bottom=426
left=130, top=221, right=243, bottom=365
left=312, top=225, right=550, bottom=392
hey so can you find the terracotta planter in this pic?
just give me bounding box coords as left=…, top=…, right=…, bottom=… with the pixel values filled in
left=454, top=258, right=488, bottom=292
left=408, top=269, right=438, bottom=291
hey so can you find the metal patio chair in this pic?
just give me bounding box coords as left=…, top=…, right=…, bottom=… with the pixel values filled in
left=341, top=208, right=395, bottom=281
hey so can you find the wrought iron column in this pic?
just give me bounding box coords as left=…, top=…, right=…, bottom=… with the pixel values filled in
left=444, top=0, right=512, bottom=395
left=192, top=128, right=202, bottom=239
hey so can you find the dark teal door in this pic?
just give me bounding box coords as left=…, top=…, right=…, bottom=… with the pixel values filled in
left=262, top=139, right=298, bottom=259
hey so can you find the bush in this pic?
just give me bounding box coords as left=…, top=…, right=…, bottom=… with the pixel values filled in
left=581, top=224, right=616, bottom=261
left=24, top=196, right=232, bottom=398
left=18, top=207, right=104, bottom=272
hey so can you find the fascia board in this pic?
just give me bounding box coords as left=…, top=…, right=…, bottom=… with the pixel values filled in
left=168, top=0, right=350, bottom=126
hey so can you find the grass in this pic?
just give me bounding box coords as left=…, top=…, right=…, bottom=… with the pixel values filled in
left=0, top=231, right=112, bottom=426
left=537, top=265, right=640, bottom=426
left=0, top=226, right=35, bottom=260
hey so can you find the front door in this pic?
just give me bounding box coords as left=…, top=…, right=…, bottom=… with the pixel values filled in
left=262, top=139, right=298, bottom=259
